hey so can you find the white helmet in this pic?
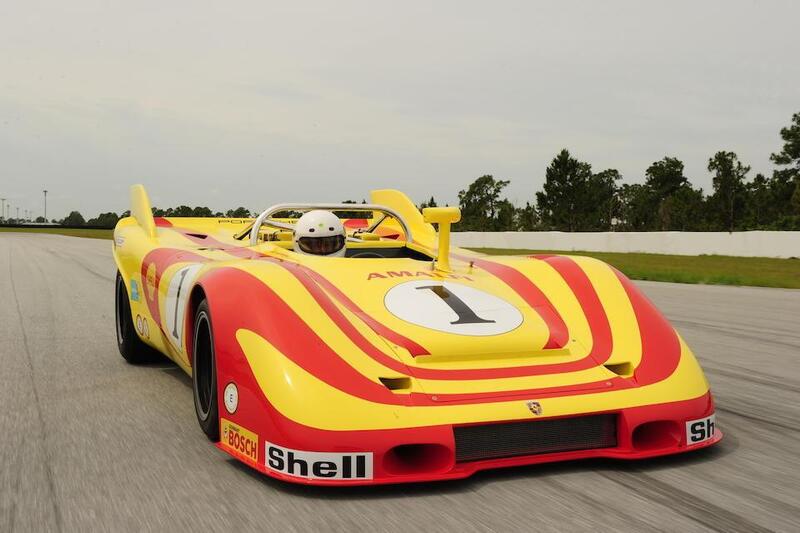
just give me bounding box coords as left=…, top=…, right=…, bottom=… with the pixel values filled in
left=293, top=210, right=347, bottom=257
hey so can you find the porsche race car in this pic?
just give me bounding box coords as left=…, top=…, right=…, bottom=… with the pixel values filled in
left=112, top=185, right=721, bottom=485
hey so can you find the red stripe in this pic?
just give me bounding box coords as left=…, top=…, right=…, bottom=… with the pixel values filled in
left=140, top=248, right=210, bottom=330
left=269, top=255, right=615, bottom=381
left=614, top=270, right=681, bottom=385
left=301, top=269, right=430, bottom=356
left=157, top=228, right=431, bottom=357
left=271, top=261, right=418, bottom=374
left=142, top=238, right=680, bottom=401
left=456, top=255, right=569, bottom=350
left=154, top=217, right=172, bottom=227
left=201, top=267, right=614, bottom=405
left=174, top=230, right=266, bottom=259
left=201, top=262, right=682, bottom=406
left=404, top=259, right=683, bottom=403
left=344, top=219, right=369, bottom=229
left=202, top=267, right=409, bottom=405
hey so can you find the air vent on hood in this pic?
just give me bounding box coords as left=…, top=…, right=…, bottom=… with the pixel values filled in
left=379, top=377, right=412, bottom=391
left=604, top=362, right=634, bottom=377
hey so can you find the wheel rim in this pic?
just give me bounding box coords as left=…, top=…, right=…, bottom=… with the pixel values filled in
left=194, top=312, right=213, bottom=420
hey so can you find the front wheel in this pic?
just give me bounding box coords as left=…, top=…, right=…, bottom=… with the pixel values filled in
left=192, top=299, right=220, bottom=441
left=115, top=272, right=161, bottom=364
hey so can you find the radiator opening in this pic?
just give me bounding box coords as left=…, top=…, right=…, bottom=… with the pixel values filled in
left=454, top=414, right=617, bottom=462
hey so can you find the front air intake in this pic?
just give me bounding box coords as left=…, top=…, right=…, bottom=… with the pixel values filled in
left=454, top=414, right=617, bottom=462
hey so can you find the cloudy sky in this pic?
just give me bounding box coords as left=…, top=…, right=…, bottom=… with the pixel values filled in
left=1, top=0, right=798, bottom=219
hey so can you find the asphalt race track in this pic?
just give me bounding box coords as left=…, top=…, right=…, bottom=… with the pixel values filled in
left=1, top=233, right=798, bottom=532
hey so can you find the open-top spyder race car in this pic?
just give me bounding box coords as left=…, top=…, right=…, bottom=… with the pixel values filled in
left=113, top=185, right=720, bottom=485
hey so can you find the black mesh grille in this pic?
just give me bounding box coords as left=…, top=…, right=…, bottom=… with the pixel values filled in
left=454, top=414, right=617, bottom=462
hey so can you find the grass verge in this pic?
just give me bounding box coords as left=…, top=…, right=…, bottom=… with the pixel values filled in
left=2, top=229, right=796, bottom=288
left=469, top=248, right=800, bottom=289
left=0, top=227, right=113, bottom=240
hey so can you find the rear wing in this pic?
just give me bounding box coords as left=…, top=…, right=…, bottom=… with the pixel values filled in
left=369, top=189, right=437, bottom=248
left=130, top=184, right=156, bottom=239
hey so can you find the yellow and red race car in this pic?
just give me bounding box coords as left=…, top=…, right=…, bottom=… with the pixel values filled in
left=113, top=185, right=720, bottom=485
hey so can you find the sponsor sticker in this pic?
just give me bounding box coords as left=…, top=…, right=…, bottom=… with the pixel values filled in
left=265, top=442, right=373, bottom=480
left=223, top=382, right=239, bottom=414
left=367, top=270, right=473, bottom=281
left=686, top=414, right=716, bottom=445
left=221, top=419, right=259, bottom=462
left=130, top=280, right=140, bottom=301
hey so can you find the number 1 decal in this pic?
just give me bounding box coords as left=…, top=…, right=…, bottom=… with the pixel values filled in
left=165, top=264, right=203, bottom=350
left=384, top=280, right=523, bottom=336
left=416, top=285, right=495, bottom=325
left=171, top=268, right=190, bottom=339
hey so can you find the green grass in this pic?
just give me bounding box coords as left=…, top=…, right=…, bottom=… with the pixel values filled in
left=0, top=227, right=113, bottom=239
left=469, top=248, right=800, bottom=289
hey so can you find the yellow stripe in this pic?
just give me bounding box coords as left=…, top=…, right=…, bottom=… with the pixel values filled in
left=571, top=256, right=642, bottom=369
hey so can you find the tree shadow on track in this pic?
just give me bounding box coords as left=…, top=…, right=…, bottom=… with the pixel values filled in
left=158, top=363, right=192, bottom=389
left=225, top=434, right=735, bottom=501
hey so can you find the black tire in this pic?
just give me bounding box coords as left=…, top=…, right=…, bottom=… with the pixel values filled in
left=192, top=299, right=220, bottom=442
left=115, top=271, right=161, bottom=364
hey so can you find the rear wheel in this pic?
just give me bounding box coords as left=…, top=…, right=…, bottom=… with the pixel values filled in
left=115, top=272, right=161, bottom=364
left=192, top=299, right=219, bottom=441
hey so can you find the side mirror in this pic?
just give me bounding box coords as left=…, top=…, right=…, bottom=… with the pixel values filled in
left=422, top=207, right=461, bottom=271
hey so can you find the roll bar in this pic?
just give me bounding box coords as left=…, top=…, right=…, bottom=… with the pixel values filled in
left=248, top=203, right=413, bottom=246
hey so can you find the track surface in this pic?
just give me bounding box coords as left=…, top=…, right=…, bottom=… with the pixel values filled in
left=1, top=233, right=798, bottom=532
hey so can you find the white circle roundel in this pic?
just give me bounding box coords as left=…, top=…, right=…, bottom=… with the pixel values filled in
left=223, top=382, right=239, bottom=414
left=384, top=280, right=523, bottom=336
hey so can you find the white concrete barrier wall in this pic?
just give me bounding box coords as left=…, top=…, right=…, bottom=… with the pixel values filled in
left=451, top=231, right=800, bottom=259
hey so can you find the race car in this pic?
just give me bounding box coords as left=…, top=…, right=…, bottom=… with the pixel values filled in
left=112, top=185, right=721, bottom=485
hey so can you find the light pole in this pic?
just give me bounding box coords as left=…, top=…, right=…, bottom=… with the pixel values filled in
left=0, top=198, right=5, bottom=224
left=43, top=190, right=48, bottom=222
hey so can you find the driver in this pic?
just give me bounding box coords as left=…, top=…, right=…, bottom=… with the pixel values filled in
left=293, top=210, right=347, bottom=257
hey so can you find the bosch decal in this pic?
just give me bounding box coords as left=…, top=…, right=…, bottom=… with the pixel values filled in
left=221, top=419, right=258, bottom=462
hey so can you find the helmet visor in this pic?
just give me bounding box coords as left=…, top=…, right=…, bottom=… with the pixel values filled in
left=297, top=235, right=345, bottom=255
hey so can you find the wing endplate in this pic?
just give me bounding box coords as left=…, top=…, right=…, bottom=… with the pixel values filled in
left=130, top=184, right=157, bottom=239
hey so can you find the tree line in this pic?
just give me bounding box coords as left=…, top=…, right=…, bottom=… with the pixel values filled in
left=53, top=111, right=800, bottom=232
left=450, top=111, right=800, bottom=232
